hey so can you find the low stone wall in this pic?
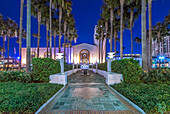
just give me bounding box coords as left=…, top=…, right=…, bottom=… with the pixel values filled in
left=91, top=69, right=123, bottom=85
left=49, top=69, right=80, bottom=85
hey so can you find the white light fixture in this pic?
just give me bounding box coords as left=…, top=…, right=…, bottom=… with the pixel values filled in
left=108, top=52, right=115, bottom=58
left=56, top=53, right=64, bottom=59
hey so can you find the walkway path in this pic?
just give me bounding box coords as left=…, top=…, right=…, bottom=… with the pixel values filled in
left=39, top=70, right=141, bottom=114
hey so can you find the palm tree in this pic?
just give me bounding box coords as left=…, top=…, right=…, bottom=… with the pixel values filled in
left=63, top=1, right=72, bottom=62
left=41, top=5, right=53, bottom=58
left=0, top=14, right=6, bottom=70
left=104, top=0, right=118, bottom=52
left=126, top=0, right=141, bottom=58
left=101, top=4, right=109, bottom=62
left=148, top=0, right=152, bottom=69
left=19, top=0, right=24, bottom=70
left=31, top=0, right=47, bottom=58
left=49, top=0, right=52, bottom=59
left=26, top=0, right=31, bottom=73
left=52, top=18, right=59, bottom=59
left=6, top=18, right=18, bottom=70
left=120, top=0, right=125, bottom=59
left=58, top=0, right=65, bottom=53
left=141, top=0, right=148, bottom=71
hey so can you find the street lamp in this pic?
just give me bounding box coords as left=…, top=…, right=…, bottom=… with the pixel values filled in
left=107, top=52, right=115, bottom=72
left=158, top=56, right=165, bottom=68
left=56, top=53, right=64, bottom=73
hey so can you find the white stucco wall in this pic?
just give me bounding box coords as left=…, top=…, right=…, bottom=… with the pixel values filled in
left=21, top=47, right=73, bottom=67
left=72, top=43, right=99, bottom=63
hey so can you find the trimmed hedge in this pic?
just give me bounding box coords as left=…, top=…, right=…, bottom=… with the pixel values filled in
left=0, top=82, right=63, bottom=113
left=111, top=59, right=142, bottom=83
left=32, top=58, right=60, bottom=82
left=98, top=62, right=107, bottom=71
left=141, top=68, right=170, bottom=83
left=111, top=82, right=170, bottom=113
left=0, top=70, right=32, bottom=83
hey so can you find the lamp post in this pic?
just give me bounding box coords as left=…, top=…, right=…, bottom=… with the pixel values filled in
left=158, top=56, right=165, bottom=68
left=56, top=53, right=64, bottom=73
left=107, top=52, right=115, bottom=72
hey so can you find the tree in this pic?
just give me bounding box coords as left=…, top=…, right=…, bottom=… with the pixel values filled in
left=58, top=0, right=65, bottom=53
left=101, top=4, right=109, bottom=62
left=0, top=14, right=7, bottom=70
left=126, top=0, right=141, bottom=58
left=6, top=18, right=18, bottom=70
left=104, top=0, right=118, bottom=52
left=52, top=18, right=59, bottom=59
left=148, top=0, right=152, bottom=69
left=120, top=0, right=125, bottom=59
left=141, top=0, right=148, bottom=71
left=26, top=0, right=31, bottom=73
left=49, top=0, right=52, bottom=58
left=19, top=0, right=24, bottom=70
left=63, top=1, right=72, bottom=62
left=31, top=0, right=47, bottom=58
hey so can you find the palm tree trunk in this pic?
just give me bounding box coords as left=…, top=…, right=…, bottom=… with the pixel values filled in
left=49, top=0, right=52, bottom=59
left=7, top=36, right=9, bottom=70
left=3, top=35, right=5, bottom=70
left=99, top=39, right=101, bottom=63
left=114, top=29, right=117, bottom=59
left=110, top=8, right=113, bottom=52
left=157, top=31, right=160, bottom=55
left=19, top=0, right=24, bottom=70
left=59, top=5, right=62, bottom=53
left=104, top=21, right=108, bottom=62
left=26, top=0, right=31, bottom=73
left=46, top=21, right=49, bottom=58
left=70, top=42, right=72, bottom=63
left=130, top=8, right=134, bottom=58
left=54, top=32, right=56, bottom=59
left=37, top=10, right=41, bottom=58
left=101, top=29, right=104, bottom=63
left=120, top=0, right=124, bottom=59
left=162, top=36, right=164, bottom=55
left=142, top=0, right=148, bottom=72
left=64, top=20, right=67, bottom=62
left=149, top=0, right=152, bottom=69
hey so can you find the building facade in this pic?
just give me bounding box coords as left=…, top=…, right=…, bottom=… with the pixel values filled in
left=21, top=43, right=99, bottom=67
left=152, top=35, right=170, bottom=57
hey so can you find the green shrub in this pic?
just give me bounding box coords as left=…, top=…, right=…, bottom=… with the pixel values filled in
left=111, top=82, right=170, bottom=113
left=0, top=82, right=63, bottom=113
left=111, top=59, right=142, bottom=83
left=141, top=68, right=170, bottom=83
left=98, top=62, right=107, bottom=71
left=32, top=58, right=60, bottom=82
left=0, top=70, right=32, bottom=83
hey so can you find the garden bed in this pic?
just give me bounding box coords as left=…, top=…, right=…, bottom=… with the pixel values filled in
left=0, top=82, right=63, bottom=113
left=111, top=82, right=170, bottom=113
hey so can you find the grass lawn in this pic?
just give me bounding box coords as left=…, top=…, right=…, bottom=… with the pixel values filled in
left=0, top=82, right=63, bottom=113
left=111, top=82, right=170, bottom=114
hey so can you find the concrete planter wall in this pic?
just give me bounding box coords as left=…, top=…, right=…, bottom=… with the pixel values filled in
left=91, top=69, right=123, bottom=85
left=49, top=69, right=80, bottom=85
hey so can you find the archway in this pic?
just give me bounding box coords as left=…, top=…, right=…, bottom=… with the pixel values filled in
left=79, top=49, right=90, bottom=63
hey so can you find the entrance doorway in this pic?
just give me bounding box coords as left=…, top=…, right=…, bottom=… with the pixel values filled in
left=79, top=49, right=90, bottom=63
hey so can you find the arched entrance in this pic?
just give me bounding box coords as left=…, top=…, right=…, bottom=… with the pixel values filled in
left=79, top=49, right=90, bottom=63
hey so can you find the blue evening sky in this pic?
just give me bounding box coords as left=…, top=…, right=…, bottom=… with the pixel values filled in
left=0, top=0, right=170, bottom=57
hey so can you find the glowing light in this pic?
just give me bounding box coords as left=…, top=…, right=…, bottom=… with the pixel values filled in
left=158, top=56, right=165, bottom=60
left=108, top=52, right=115, bottom=58
left=17, top=57, right=20, bottom=60
left=56, top=53, right=63, bottom=59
